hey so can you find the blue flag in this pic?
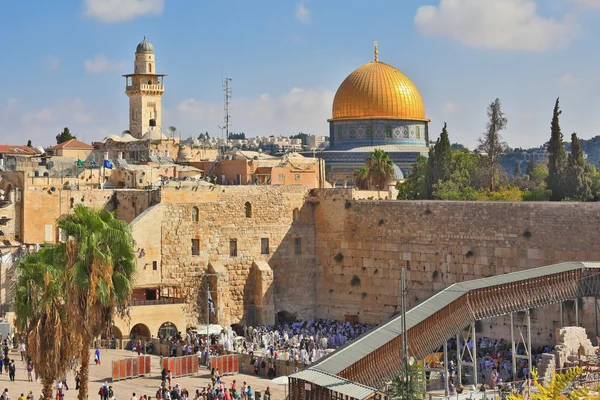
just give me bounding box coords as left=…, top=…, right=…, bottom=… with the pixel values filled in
left=103, top=159, right=113, bottom=169
left=91, top=160, right=98, bottom=166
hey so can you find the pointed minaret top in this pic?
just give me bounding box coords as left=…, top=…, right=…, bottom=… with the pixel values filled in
left=374, top=41, right=379, bottom=62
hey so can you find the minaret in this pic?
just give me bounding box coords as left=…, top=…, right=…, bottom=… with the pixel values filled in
left=123, top=37, right=166, bottom=138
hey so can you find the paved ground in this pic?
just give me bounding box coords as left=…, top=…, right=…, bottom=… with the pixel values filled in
left=1, top=349, right=287, bottom=400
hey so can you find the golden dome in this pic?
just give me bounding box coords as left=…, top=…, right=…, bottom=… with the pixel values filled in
left=330, top=61, right=428, bottom=122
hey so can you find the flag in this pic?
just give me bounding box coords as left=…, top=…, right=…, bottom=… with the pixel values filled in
left=103, top=159, right=113, bottom=169
left=208, top=289, right=215, bottom=315
left=76, top=159, right=85, bottom=166
left=91, top=160, right=98, bottom=166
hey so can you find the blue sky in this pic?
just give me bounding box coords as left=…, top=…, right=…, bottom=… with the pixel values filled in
left=1, top=0, right=600, bottom=149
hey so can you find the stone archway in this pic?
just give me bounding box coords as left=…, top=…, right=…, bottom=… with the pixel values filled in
left=158, top=322, right=178, bottom=340
left=130, top=323, right=151, bottom=340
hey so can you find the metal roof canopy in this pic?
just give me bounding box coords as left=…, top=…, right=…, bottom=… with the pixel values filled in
left=291, top=369, right=377, bottom=400
left=305, top=261, right=600, bottom=390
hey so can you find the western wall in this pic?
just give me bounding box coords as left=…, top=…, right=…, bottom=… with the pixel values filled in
left=312, top=189, right=600, bottom=345
left=119, top=185, right=600, bottom=346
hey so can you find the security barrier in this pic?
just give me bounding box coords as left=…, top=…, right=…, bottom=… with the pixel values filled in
left=161, top=355, right=199, bottom=378
left=112, top=355, right=151, bottom=381
left=211, top=354, right=239, bottom=375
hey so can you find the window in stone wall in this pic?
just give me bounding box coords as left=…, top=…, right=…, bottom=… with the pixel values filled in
left=292, top=208, right=299, bottom=222
left=294, top=238, right=302, bottom=254
left=152, top=261, right=158, bottom=271
left=295, top=174, right=301, bottom=180
left=229, top=239, right=238, bottom=257
left=261, top=238, right=270, bottom=255
left=191, top=239, right=200, bottom=256
left=244, top=202, right=252, bottom=218
left=192, top=206, right=199, bottom=222
left=278, top=174, right=284, bottom=181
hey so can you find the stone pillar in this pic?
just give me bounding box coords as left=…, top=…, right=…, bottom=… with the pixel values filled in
left=251, top=261, right=275, bottom=325
left=207, top=262, right=230, bottom=326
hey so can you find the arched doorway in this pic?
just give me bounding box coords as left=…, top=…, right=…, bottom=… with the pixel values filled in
left=158, top=322, right=178, bottom=340
left=130, top=323, right=151, bottom=339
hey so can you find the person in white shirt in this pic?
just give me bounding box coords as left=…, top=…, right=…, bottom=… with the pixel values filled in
left=131, top=393, right=137, bottom=400
left=19, top=343, right=25, bottom=362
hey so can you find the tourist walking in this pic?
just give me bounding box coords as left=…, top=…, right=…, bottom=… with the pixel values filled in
left=26, top=362, right=33, bottom=382
left=19, top=343, right=25, bottom=362
left=8, top=360, right=15, bottom=382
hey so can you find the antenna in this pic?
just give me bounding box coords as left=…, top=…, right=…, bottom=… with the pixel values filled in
left=166, top=126, right=177, bottom=138
left=223, top=77, right=232, bottom=140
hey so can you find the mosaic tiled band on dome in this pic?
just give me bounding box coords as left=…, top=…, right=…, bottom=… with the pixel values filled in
left=321, top=43, right=431, bottom=186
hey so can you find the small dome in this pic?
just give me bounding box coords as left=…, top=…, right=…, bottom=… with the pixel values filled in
left=35, top=146, right=45, bottom=154
left=136, top=36, right=154, bottom=54
left=392, top=164, right=404, bottom=180
left=103, top=134, right=121, bottom=143
left=120, top=133, right=137, bottom=142
left=142, top=129, right=167, bottom=141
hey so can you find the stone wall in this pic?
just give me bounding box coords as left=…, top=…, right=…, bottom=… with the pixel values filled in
left=312, top=189, right=600, bottom=344
left=130, top=185, right=317, bottom=327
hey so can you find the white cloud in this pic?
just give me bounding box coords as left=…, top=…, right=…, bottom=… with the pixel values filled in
left=414, top=0, right=579, bottom=51
left=83, top=0, right=164, bottom=23
left=559, top=73, right=576, bottom=85
left=1, top=99, right=19, bottom=115
left=164, top=87, right=334, bottom=137
left=84, top=55, right=126, bottom=73
left=441, top=101, right=458, bottom=114
left=574, top=0, right=600, bottom=9
left=295, top=2, right=311, bottom=24
left=43, top=56, right=60, bottom=70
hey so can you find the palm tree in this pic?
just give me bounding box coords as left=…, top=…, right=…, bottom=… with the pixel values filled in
left=354, top=166, right=370, bottom=190
left=366, top=149, right=394, bottom=195
left=56, top=205, right=136, bottom=400
left=14, top=248, right=79, bottom=400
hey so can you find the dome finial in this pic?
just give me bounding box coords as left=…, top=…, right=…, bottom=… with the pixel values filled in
left=374, top=41, right=378, bottom=62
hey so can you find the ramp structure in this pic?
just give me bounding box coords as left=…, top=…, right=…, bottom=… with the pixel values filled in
left=290, top=262, right=600, bottom=400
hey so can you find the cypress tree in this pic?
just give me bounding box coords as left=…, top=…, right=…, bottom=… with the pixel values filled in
left=514, top=162, right=521, bottom=178
left=546, top=98, right=567, bottom=200
left=526, top=156, right=536, bottom=179
left=425, top=123, right=453, bottom=199
left=434, top=123, right=452, bottom=182
left=567, top=132, right=593, bottom=200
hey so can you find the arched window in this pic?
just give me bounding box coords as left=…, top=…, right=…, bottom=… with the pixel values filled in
left=292, top=208, right=299, bottom=222
left=148, top=63, right=152, bottom=73
left=244, top=202, right=252, bottom=218
left=192, top=206, right=199, bottom=222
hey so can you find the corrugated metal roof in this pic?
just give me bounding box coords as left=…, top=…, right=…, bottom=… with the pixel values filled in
left=311, top=261, right=600, bottom=377
left=291, top=369, right=376, bottom=399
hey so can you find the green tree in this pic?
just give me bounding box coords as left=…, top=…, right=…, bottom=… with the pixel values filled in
left=526, top=157, right=536, bottom=179
left=365, top=149, right=394, bottom=192
left=566, top=133, right=594, bottom=201
left=546, top=98, right=567, bottom=201
left=26, top=140, right=32, bottom=148
left=477, top=98, right=508, bottom=191
left=396, top=156, right=428, bottom=200
left=56, top=127, right=76, bottom=144
left=514, top=162, right=521, bottom=178
left=56, top=205, right=136, bottom=400
left=14, top=248, right=79, bottom=400
left=388, top=363, right=426, bottom=400
left=354, top=166, right=370, bottom=190
left=426, top=123, right=452, bottom=198
left=291, top=132, right=309, bottom=145
left=432, top=149, right=478, bottom=200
